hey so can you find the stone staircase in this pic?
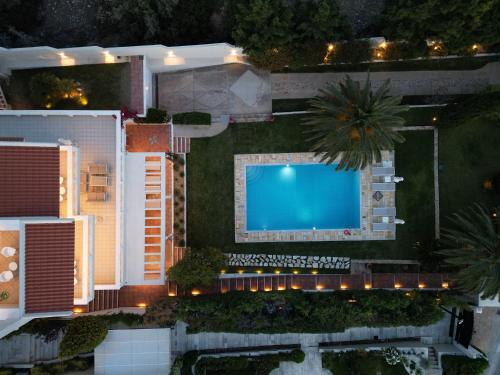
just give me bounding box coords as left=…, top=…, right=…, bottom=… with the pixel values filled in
left=87, top=289, right=120, bottom=312
left=427, top=346, right=443, bottom=375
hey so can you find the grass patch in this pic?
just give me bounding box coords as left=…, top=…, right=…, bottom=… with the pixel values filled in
left=439, top=92, right=500, bottom=217
left=323, top=351, right=408, bottom=375
left=187, top=114, right=435, bottom=259
left=274, top=55, right=500, bottom=73
left=6, top=63, right=130, bottom=110
left=441, top=355, right=489, bottom=375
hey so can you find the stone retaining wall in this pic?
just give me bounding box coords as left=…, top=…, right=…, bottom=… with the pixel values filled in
left=226, top=253, right=350, bottom=270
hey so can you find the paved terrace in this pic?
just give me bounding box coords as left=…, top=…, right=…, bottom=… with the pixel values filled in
left=272, top=61, right=500, bottom=99
left=75, top=273, right=451, bottom=310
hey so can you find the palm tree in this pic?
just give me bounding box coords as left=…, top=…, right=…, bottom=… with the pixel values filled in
left=303, top=74, right=408, bottom=171
left=437, top=204, right=500, bottom=299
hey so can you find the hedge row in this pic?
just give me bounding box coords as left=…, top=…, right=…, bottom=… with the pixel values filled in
left=173, top=111, right=211, bottom=125
left=174, top=290, right=443, bottom=334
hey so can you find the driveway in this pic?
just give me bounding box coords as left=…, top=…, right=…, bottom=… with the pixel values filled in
left=156, top=64, right=271, bottom=118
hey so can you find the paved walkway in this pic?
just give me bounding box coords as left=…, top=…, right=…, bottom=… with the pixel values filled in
left=172, top=115, right=230, bottom=138
left=156, top=64, right=271, bottom=118
left=271, top=345, right=331, bottom=375
left=172, top=315, right=452, bottom=354
left=272, top=62, right=500, bottom=99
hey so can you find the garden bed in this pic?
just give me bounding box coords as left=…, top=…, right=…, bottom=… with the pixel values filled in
left=173, top=154, right=187, bottom=246
left=5, top=63, right=130, bottom=110
left=187, top=114, right=435, bottom=259
left=169, top=290, right=443, bottom=334
left=322, top=350, right=408, bottom=375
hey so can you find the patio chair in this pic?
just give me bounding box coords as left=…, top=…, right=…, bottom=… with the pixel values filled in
left=0, top=270, right=14, bottom=282
left=372, top=182, right=396, bottom=192
left=1, top=247, right=16, bottom=257
left=373, top=207, right=396, bottom=217
left=9, top=262, right=17, bottom=271
left=372, top=167, right=395, bottom=177
left=372, top=222, right=396, bottom=232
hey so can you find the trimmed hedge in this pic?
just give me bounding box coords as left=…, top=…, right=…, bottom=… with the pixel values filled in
left=175, top=290, right=443, bottom=333
left=195, top=349, right=305, bottom=374
left=173, top=112, right=211, bottom=125
left=30, top=357, right=91, bottom=375
left=145, top=108, right=168, bottom=123
left=441, top=355, right=489, bottom=375
left=59, top=316, right=108, bottom=358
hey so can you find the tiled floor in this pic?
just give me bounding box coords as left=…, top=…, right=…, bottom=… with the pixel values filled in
left=234, top=152, right=396, bottom=243
left=0, top=230, right=19, bottom=306
left=0, top=115, right=119, bottom=285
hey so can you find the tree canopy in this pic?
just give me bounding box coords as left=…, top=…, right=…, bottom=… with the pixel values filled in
left=303, top=75, right=408, bottom=171
left=438, top=203, right=500, bottom=299
left=167, top=247, right=227, bottom=290
left=382, top=0, right=500, bottom=53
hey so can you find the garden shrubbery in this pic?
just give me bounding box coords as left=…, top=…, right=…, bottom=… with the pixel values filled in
left=323, top=350, right=408, bottom=375
left=172, top=112, right=211, bottom=125
left=145, top=108, right=168, bottom=123
left=58, top=316, right=109, bottom=358
left=170, top=290, right=443, bottom=333
left=441, top=355, right=489, bottom=375
left=194, top=349, right=305, bottom=375
left=30, top=357, right=91, bottom=375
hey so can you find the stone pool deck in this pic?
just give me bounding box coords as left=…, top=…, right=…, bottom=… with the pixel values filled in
left=234, top=152, right=396, bottom=243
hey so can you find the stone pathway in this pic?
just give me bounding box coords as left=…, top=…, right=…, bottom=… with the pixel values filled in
left=270, top=345, right=331, bottom=375
left=156, top=64, right=271, bottom=118
left=226, top=253, right=350, bottom=270
left=272, top=61, right=500, bottom=99
left=172, top=115, right=230, bottom=138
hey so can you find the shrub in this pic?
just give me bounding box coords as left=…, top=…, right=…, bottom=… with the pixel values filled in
left=173, top=111, right=211, bottom=125
left=441, top=355, right=489, bottom=375
left=0, top=291, right=8, bottom=301
left=174, top=290, right=443, bottom=334
left=29, top=72, right=82, bottom=109
left=29, top=357, right=90, bottom=375
left=59, top=316, right=108, bottom=358
left=167, top=247, right=227, bottom=290
left=0, top=369, right=14, bottom=375
left=145, top=108, right=168, bottom=123
left=330, top=40, right=371, bottom=64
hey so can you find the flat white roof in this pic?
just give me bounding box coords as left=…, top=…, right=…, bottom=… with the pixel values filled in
left=94, top=328, right=171, bottom=375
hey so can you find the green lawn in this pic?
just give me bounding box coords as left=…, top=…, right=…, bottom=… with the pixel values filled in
left=439, top=92, right=500, bottom=219
left=6, top=63, right=130, bottom=110
left=322, top=351, right=408, bottom=375
left=187, top=114, right=435, bottom=259
left=271, top=100, right=443, bottom=127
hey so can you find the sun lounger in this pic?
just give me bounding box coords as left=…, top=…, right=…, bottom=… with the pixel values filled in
left=88, top=163, right=108, bottom=175
left=89, top=175, right=109, bottom=187
left=372, top=167, right=395, bottom=176
left=373, top=207, right=396, bottom=216
left=372, top=182, right=396, bottom=192
left=372, top=222, right=396, bottom=232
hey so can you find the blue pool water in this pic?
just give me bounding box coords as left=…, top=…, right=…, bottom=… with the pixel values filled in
left=246, top=164, right=360, bottom=231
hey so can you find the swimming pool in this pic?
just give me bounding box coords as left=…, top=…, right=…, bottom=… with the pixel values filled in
left=245, top=163, right=361, bottom=231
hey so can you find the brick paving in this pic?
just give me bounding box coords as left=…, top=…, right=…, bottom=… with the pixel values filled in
left=125, top=124, right=171, bottom=152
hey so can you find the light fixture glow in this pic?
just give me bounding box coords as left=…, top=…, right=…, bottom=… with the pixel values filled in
left=364, top=283, right=372, bottom=289
left=340, top=284, right=348, bottom=290
left=442, top=282, right=449, bottom=288
left=191, top=289, right=201, bottom=296
left=394, top=283, right=402, bottom=289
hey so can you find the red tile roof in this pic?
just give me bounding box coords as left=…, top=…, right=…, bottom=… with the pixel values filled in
left=24, top=222, right=75, bottom=313
left=0, top=146, right=60, bottom=217
left=125, top=124, right=171, bottom=152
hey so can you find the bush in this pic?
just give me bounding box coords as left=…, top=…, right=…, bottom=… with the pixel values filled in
left=0, top=291, right=8, bottom=301
left=167, top=247, right=227, bottom=290
left=194, top=350, right=305, bottom=374
left=330, top=40, right=371, bottom=64
left=29, top=72, right=82, bottom=109
left=441, top=355, right=489, bottom=375
left=174, top=290, right=443, bottom=333
left=0, top=369, right=14, bottom=375
left=248, top=48, right=294, bottom=71
left=145, top=108, right=168, bottom=123
left=59, top=316, right=108, bottom=358
left=30, top=357, right=91, bottom=375
left=173, top=111, right=211, bottom=125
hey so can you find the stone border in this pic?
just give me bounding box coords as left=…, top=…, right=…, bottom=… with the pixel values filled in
left=234, top=152, right=396, bottom=243
left=226, top=253, right=350, bottom=270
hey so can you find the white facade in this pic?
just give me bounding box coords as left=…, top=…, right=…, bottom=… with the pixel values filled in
left=0, top=43, right=246, bottom=75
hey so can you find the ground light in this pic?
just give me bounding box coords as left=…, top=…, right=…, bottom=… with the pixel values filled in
left=394, top=283, right=402, bottom=289
left=364, top=283, right=372, bottom=289
left=340, top=284, right=348, bottom=290
left=73, top=308, right=83, bottom=314
left=442, top=282, right=449, bottom=289
left=168, top=292, right=176, bottom=297
left=292, top=270, right=299, bottom=275
left=191, top=289, right=201, bottom=296
left=418, top=283, right=425, bottom=289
